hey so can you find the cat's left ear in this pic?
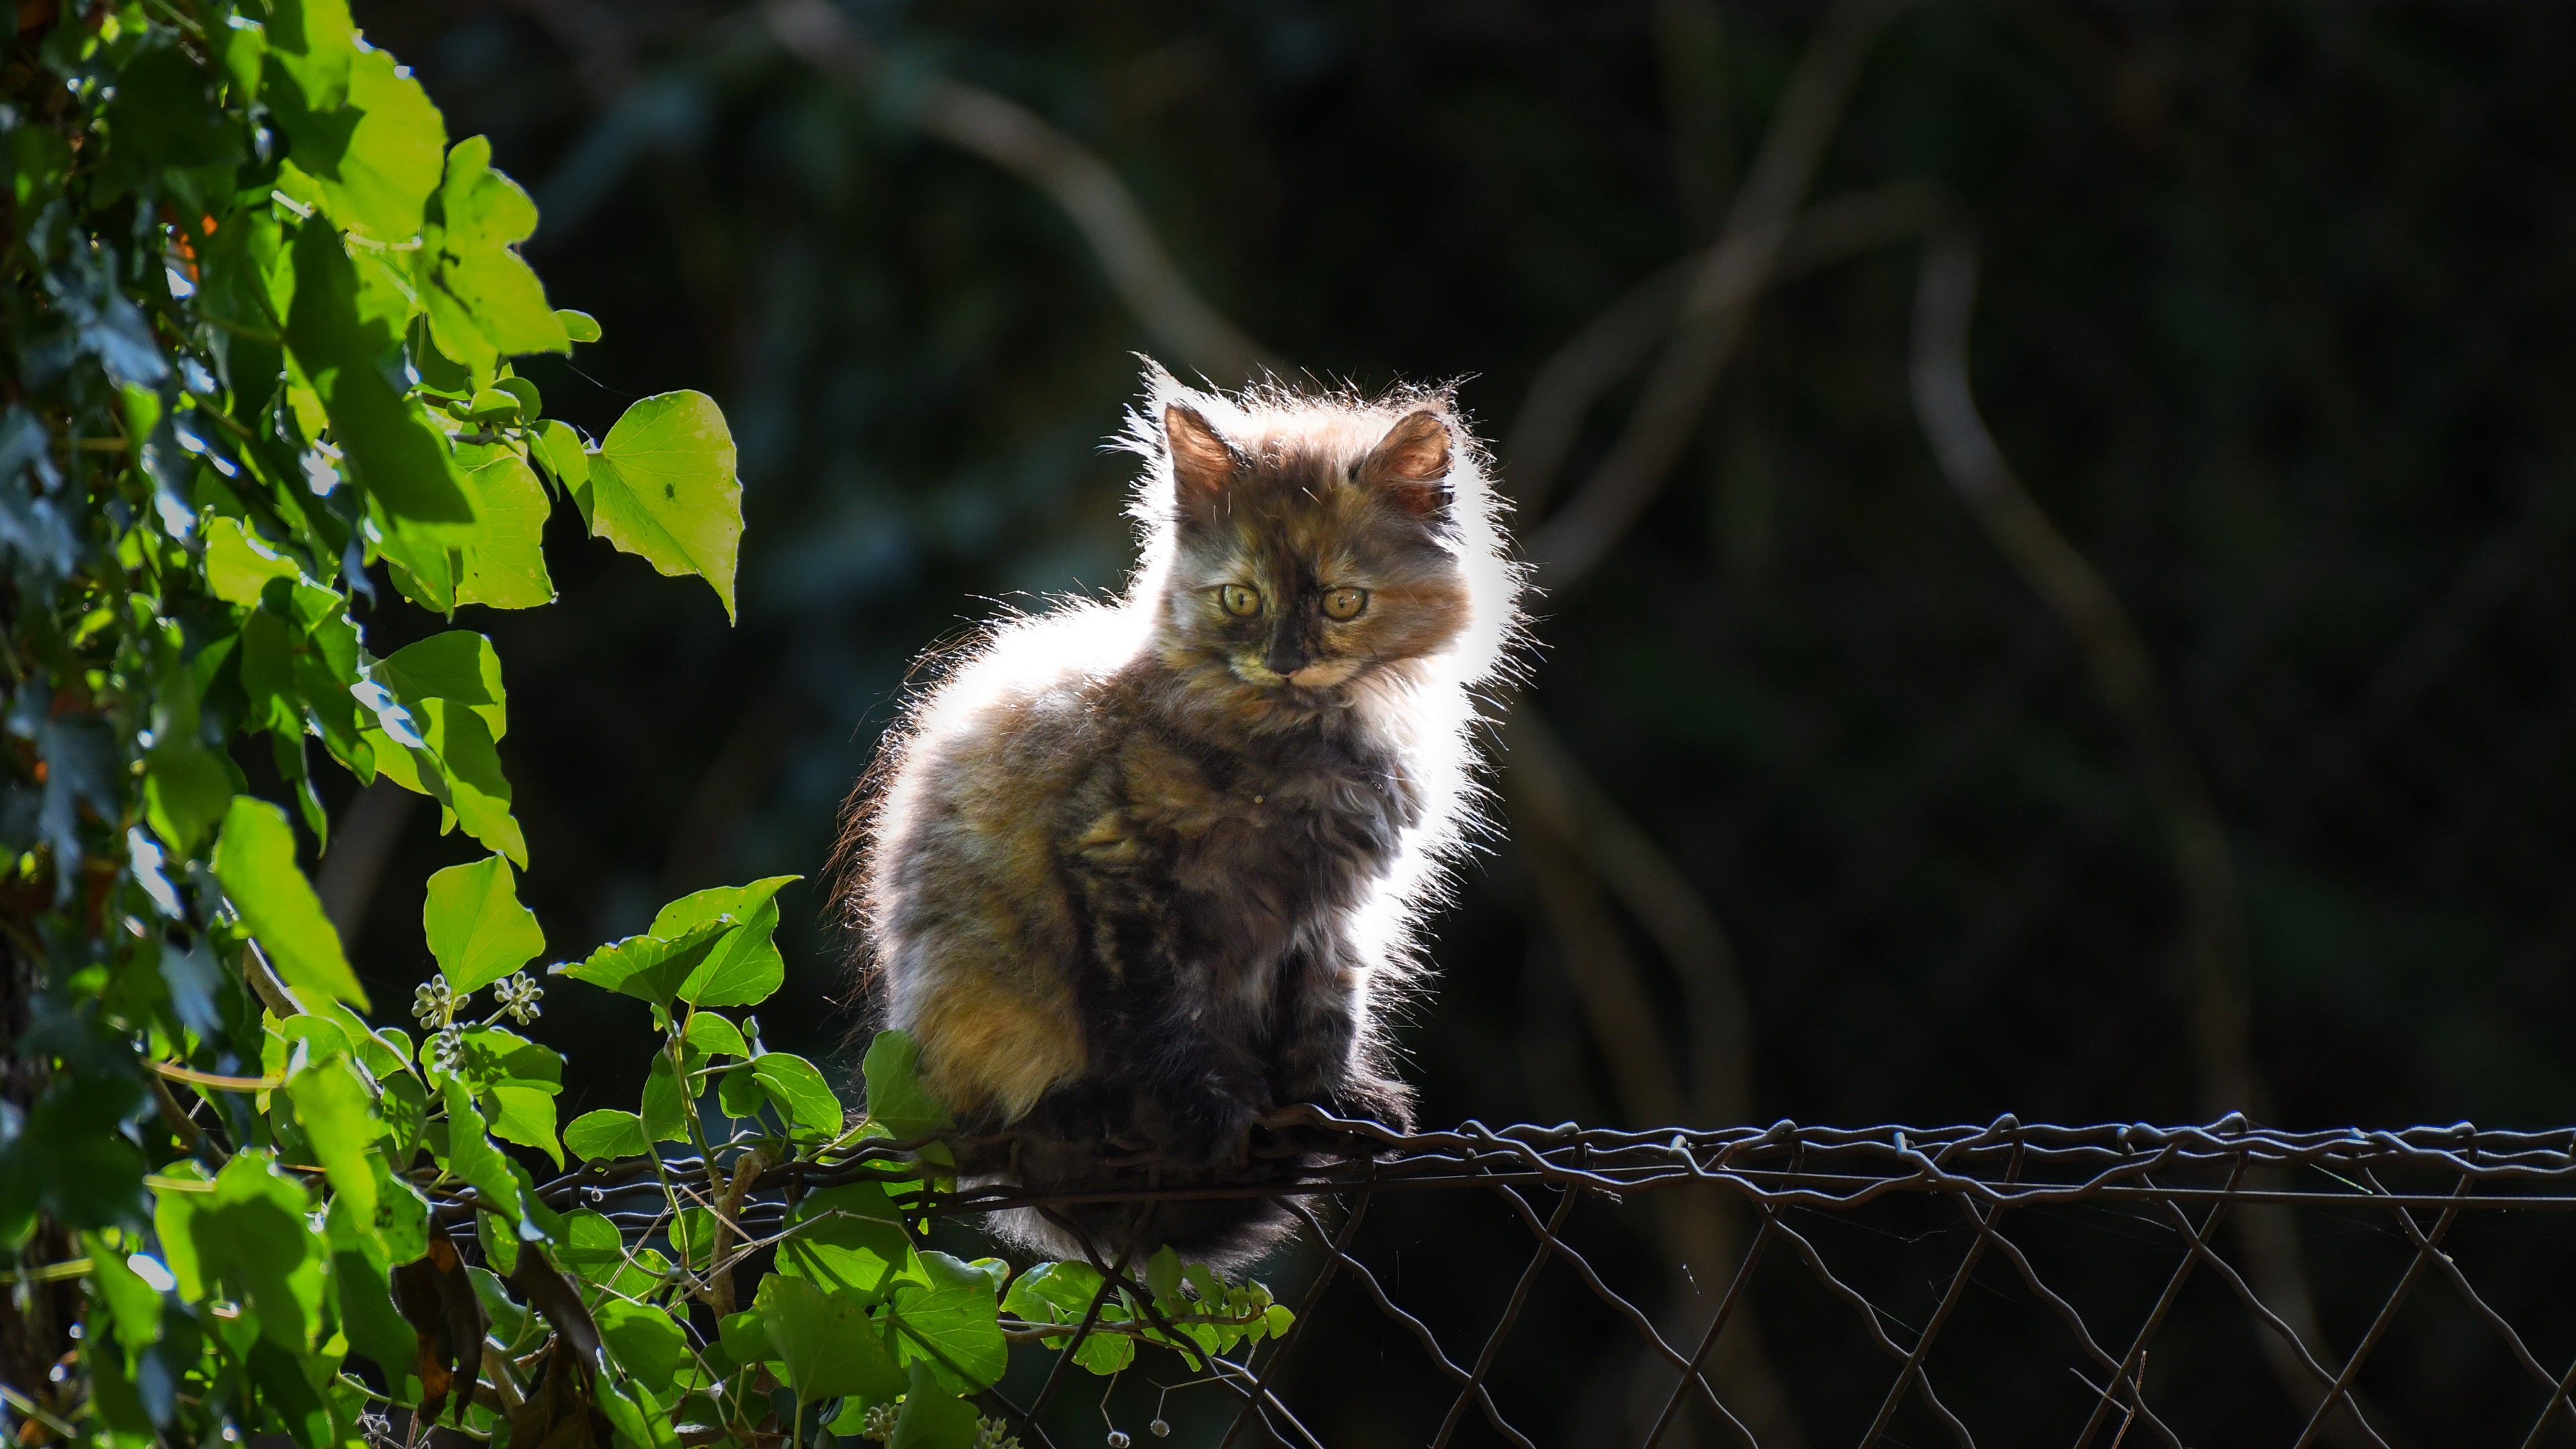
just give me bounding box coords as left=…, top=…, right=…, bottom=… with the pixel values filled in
left=1358, top=410, right=1453, bottom=516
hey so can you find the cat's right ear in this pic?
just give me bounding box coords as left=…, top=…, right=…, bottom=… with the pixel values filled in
left=1165, top=405, right=1242, bottom=498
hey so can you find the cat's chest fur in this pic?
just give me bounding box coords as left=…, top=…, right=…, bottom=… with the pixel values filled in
left=1061, top=696, right=1417, bottom=984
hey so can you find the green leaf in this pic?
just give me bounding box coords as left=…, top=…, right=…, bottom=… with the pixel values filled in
left=202, top=516, right=306, bottom=606
left=453, top=452, right=557, bottom=608
left=272, top=46, right=447, bottom=243
left=561, top=1110, right=649, bottom=1163
left=888, top=1362, right=979, bottom=1449
left=333, top=1244, right=419, bottom=1393
left=144, top=743, right=233, bottom=859
left=369, top=1156, right=431, bottom=1266
left=593, top=1298, right=684, bottom=1387
left=775, top=1183, right=915, bottom=1301
left=585, top=391, right=743, bottom=621
left=374, top=631, right=508, bottom=740
left=531, top=418, right=590, bottom=492
left=679, top=901, right=788, bottom=1010
left=439, top=1077, right=521, bottom=1221
left=751, top=1053, right=843, bottom=1142
left=423, top=854, right=544, bottom=994
left=755, top=1275, right=905, bottom=1405
left=717, top=1307, right=775, bottom=1371
left=483, top=1084, right=561, bottom=1167
left=366, top=697, right=525, bottom=866
left=886, top=1252, right=1006, bottom=1394
left=284, top=1051, right=378, bottom=1225
left=417, top=136, right=568, bottom=373
left=861, top=1030, right=954, bottom=1141
left=558, top=921, right=726, bottom=1008
left=264, top=0, right=355, bottom=111
left=683, top=1013, right=747, bottom=1059
left=556, top=310, right=602, bottom=343
left=282, top=221, right=474, bottom=525
left=80, top=1234, right=163, bottom=1360
left=648, top=875, right=798, bottom=938
left=213, top=796, right=369, bottom=1010
left=639, top=1050, right=690, bottom=1144
left=194, top=1154, right=325, bottom=1352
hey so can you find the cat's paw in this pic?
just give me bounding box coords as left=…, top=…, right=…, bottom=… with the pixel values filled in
left=1156, top=1093, right=1258, bottom=1171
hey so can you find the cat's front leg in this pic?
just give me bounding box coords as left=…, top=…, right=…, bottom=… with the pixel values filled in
left=1132, top=1018, right=1266, bottom=1169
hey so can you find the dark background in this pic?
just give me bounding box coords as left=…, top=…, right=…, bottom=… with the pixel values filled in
left=329, top=1, right=2576, bottom=1441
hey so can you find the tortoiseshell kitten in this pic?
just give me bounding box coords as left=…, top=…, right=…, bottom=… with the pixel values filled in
left=838, top=365, right=1521, bottom=1265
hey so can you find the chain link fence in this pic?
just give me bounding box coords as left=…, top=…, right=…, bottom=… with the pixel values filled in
left=540, top=1111, right=2576, bottom=1448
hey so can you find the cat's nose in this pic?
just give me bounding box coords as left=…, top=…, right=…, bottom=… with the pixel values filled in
left=1264, top=637, right=1308, bottom=677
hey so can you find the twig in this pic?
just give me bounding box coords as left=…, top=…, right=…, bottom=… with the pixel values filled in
left=759, top=0, right=1277, bottom=382
left=1528, top=0, right=1913, bottom=589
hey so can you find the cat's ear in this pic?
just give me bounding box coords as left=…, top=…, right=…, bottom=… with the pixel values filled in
left=1165, top=404, right=1242, bottom=498
left=1358, top=410, right=1452, bottom=515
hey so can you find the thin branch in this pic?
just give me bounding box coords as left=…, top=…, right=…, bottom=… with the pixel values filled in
left=1528, top=0, right=1913, bottom=589
left=1504, top=178, right=1941, bottom=515
left=759, top=0, right=1277, bottom=383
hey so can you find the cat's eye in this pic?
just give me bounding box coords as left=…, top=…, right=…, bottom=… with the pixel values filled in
left=1220, top=584, right=1262, bottom=617
left=1322, top=587, right=1368, bottom=621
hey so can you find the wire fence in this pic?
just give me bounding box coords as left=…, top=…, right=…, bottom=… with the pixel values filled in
left=531, top=1110, right=2576, bottom=1449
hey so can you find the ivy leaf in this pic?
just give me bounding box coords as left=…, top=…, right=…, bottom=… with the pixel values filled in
left=213, top=796, right=369, bottom=1010
left=192, top=1155, right=325, bottom=1353
left=756, top=1275, right=905, bottom=1405
left=888, top=1361, right=980, bottom=1449
left=374, top=631, right=508, bottom=739
left=751, top=1053, right=843, bottom=1142
left=683, top=1013, right=747, bottom=1059
left=365, top=697, right=526, bottom=866
left=592, top=1298, right=684, bottom=1387
left=271, top=45, right=446, bottom=244
left=417, top=137, right=569, bottom=373
left=453, top=452, right=556, bottom=609
left=284, top=1050, right=379, bottom=1226
left=423, top=855, right=544, bottom=994
left=584, top=391, right=742, bottom=621
left=530, top=419, right=589, bottom=492
left=262, top=0, right=355, bottom=112
left=557, top=920, right=726, bottom=1009
left=201, top=517, right=305, bottom=605
left=680, top=906, right=788, bottom=1009
left=885, top=1252, right=1006, bottom=1393
left=438, top=1078, right=523, bottom=1221
left=143, top=743, right=235, bottom=859
left=861, top=1030, right=953, bottom=1142
left=281, top=221, right=474, bottom=525
left=561, top=1110, right=648, bottom=1163
left=776, top=1183, right=916, bottom=1302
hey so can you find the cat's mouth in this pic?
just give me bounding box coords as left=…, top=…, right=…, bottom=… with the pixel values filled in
left=1230, top=657, right=1368, bottom=691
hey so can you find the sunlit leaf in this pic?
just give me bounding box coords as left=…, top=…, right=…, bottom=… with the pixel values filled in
left=862, top=1030, right=953, bottom=1141
left=423, top=854, right=544, bottom=994
left=561, top=1110, right=648, bottom=1163
left=756, top=1275, right=905, bottom=1405
left=453, top=452, right=556, bottom=609
left=584, top=390, right=741, bottom=621
left=284, top=1050, right=378, bottom=1224
left=213, top=796, right=368, bottom=1009
left=751, top=1053, right=843, bottom=1142
left=885, top=1251, right=1006, bottom=1393
left=417, top=137, right=568, bottom=373
left=271, top=46, right=446, bottom=244
left=282, top=221, right=473, bottom=525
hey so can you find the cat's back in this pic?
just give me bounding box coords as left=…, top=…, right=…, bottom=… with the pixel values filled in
left=866, top=598, right=1148, bottom=910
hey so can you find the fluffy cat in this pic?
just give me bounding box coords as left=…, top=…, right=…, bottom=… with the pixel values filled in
left=837, top=364, right=1521, bottom=1265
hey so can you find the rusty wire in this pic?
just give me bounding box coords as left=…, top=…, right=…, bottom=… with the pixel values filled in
left=531, top=1109, right=2576, bottom=1448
